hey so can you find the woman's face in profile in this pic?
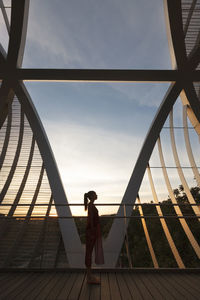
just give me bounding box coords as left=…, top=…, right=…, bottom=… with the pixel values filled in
left=91, top=192, right=97, bottom=201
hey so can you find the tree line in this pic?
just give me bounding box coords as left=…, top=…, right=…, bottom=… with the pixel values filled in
left=75, top=185, right=200, bottom=268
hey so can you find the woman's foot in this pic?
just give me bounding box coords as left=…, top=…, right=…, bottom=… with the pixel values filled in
left=87, top=275, right=100, bottom=284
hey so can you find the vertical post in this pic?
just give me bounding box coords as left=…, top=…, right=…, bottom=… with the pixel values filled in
left=123, top=204, right=132, bottom=268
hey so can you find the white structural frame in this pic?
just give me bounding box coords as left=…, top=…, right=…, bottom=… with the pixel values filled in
left=0, top=0, right=84, bottom=268
left=0, top=0, right=200, bottom=268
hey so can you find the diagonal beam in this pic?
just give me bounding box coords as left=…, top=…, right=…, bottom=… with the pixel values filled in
left=12, top=80, right=84, bottom=267
left=0, top=0, right=29, bottom=128
left=164, top=0, right=187, bottom=69
left=165, top=0, right=200, bottom=137
left=184, top=81, right=200, bottom=124
left=158, top=137, right=200, bottom=259
left=0, top=43, right=6, bottom=66
left=104, top=81, right=183, bottom=267
left=182, top=105, right=200, bottom=187
left=165, top=0, right=200, bottom=72
left=183, top=0, right=198, bottom=37
left=0, top=0, right=10, bottom=34
left=105, top=0, right=200, bottom=267
left=0, top=81, right=15, bottom=128
left=187, top=44, right=200, bottom=70
left=0, top=102, right=12, bottom=169
left=7, top=0, right=30, bottom=68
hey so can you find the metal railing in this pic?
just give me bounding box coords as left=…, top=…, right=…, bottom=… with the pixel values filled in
left=0, top=202, right=199, bottom=269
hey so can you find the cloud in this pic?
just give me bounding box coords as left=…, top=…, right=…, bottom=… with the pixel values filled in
left=20, top=0, right=189, bottom=213
left=43, top=119, right=143, bottom=204
left=107, top=82, right=171, bottom=108
left=23, top=0, right=172, bottom=109
left=23, top=0, right=171, bottom=69
left=25, top=81, right=158, bottom=137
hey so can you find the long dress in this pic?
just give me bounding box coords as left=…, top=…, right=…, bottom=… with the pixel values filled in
left=85, top=202, right=104, bottom=267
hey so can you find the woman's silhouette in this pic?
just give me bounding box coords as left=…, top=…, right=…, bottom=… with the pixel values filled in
left=84, top=191, right=104, bottom=284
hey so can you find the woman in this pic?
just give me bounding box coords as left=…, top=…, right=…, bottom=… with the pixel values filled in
left=84, top=191, right=104, bottom=284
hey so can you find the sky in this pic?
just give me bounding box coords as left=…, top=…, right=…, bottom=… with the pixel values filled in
left=1, top=0, right=199, bottom=215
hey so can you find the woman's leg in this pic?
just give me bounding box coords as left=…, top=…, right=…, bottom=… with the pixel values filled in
left=85, top=239, right=100, bottom=283
left=85, top=237, right=96, bottom=270
left=86, top=266, right=92, bottom=280
left=85, top=236, right=100, bottom=283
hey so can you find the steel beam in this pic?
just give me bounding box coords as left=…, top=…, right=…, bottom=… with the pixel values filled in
left=7, top=0, right=30, bottom=68
left=0, top=69, right=200, bottom=82
left=0, top=0, right=29, bottom=128
left=147, top=164, right=185, bottom=268
left=12, top=80, right=84, bottom=267
left=103, top=81, right=182, bottom=267
left=169, top=109, right=200, bottom=218
left=183, top=0, right=198, bottom=37
left=164, top=0, right=187, bottom=69
left=0, top=0, right=10, bottom=34
left=183, top=105, right=200, bottom=187
left=157, top=137, right=200, bottom=259
left=104, top=0, right=200, bottom=267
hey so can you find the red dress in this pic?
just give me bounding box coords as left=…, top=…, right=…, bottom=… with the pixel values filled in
left=85, top=203, right=104, bottom=267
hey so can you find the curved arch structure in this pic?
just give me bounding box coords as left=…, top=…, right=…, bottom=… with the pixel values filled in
left=0, top=0, right=83, bottom=268
left=104, top=0, right=200, bottom=267
left=0, top=0, right=200, bottom=268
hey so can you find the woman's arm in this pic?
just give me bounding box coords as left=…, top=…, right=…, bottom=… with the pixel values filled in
left=88, top=204, right=96, bottom=236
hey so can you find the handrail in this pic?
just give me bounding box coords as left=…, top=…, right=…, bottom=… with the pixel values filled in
left=0, top=216, right=199, bottom=219
left=0, top=203, right=199, bottom=206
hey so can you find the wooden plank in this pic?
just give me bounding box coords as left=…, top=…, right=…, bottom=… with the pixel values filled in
left=184, top=273, right=200, bottom=286
left=5, top=273, right=38, bottom=300
left=56, top=272, right=77, bottom=300
left=155, top=273, right=185, bottom=299
left=116, top=273, right=132, bottom=300
left=46, top=272, right=70, bottom=300
left=153, top=273, right=183, bottom=299
left=108, top=273, right=121, bottom=300
left=144, top=273, right=175, bottom=299
left=0, top=272, right=10, bottom=280
left=1, top=270, right=199, bottom=300
left=36, top=272, right=64, bottom=300
left=101, top=273, right=110, bottom=300
left=90, top=273, right=101, bottom=300
left=137, top=273, right=164, bottom=299
left=25, top=273, right=55, bottom=300
left=122, top=273, right=143, bottom=300
left=79, top=273, right=90, bottom=300
left=163, top=273, right=199, bottom=300
left=15, top=272, right=53, bottom=300
left=131, top=273, right=154, bottom=299
left=172, top=273, right=200, bottom=295
left=0, top=273, right=26, bottom=294
left=0, top=273, right=32, bottom=298
left=67, top=272, right=85, bottom=300
left=0, top=273, right=13, bottom=284
left=161, top=273, right=195, bottom=299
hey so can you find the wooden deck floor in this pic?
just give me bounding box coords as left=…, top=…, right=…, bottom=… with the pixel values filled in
left=0, top=270, right=199, bottom=300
